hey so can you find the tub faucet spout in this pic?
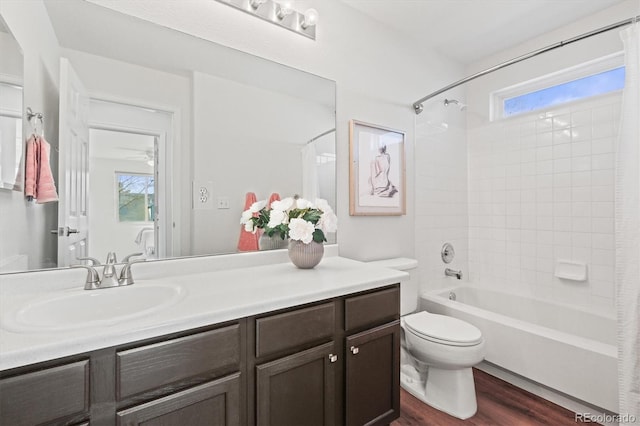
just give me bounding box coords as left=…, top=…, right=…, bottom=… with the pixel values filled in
left=445, top=268, right=463, bottom=280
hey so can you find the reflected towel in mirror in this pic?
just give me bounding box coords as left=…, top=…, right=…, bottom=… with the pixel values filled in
left=237, top=192, right=259, bottom=251
left=24, top=135, right=58, bottom=203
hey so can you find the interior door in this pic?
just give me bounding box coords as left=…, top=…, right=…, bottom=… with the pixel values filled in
left=57, top=58, right=90, bottom=267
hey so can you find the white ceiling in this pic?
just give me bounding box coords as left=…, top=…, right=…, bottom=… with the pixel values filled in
left=339, top=0, right=625, bottom=65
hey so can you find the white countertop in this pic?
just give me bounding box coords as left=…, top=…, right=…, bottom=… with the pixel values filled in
left=0, top=255, right=406, bottom=371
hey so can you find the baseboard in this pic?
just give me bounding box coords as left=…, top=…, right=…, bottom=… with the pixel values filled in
left=477, top=361, right=619, bottom=426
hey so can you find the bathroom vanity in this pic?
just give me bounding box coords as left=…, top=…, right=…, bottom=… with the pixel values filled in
left=0, top=254, right=405, bottom=426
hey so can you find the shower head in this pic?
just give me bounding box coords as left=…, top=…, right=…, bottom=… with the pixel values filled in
left=444, top=98, right=467, bottom=111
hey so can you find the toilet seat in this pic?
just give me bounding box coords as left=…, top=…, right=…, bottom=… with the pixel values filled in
left=404, top=312, right=482, bottom=347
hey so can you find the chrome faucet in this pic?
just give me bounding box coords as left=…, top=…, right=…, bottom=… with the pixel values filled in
left=445, top=268, right=463, bottom=280
left=72, top=252, right=144, bottom=290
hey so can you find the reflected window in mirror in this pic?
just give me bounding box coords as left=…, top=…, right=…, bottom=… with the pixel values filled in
left=117, top=173, right=155, bottom=222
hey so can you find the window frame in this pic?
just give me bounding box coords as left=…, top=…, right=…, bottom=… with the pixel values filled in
left=115, top=171, right=155, bottom=223
left=490, top=52, right=624, bottom=121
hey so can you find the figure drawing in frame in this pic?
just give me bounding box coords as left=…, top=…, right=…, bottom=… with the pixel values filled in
left=350, top=120, right=405, bottom=215
left=369, top=144, right=398, bottom=198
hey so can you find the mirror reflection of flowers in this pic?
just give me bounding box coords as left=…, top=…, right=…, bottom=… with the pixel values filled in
left=240, top=197, right=337, bottom=244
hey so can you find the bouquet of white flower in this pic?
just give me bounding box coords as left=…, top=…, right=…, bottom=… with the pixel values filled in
left=240, top=197, right=337, bottom=244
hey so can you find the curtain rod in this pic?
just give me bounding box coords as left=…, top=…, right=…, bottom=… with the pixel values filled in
left=306, top=128, right=336, bottom=144
left=412, top=15, right=640, bottom=114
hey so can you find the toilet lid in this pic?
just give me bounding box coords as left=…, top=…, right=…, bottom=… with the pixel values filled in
left=404, top=312, right=482, bottom=346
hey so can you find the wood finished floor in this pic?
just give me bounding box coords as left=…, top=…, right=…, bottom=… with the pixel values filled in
left=391, top=369, right=586, bottom=426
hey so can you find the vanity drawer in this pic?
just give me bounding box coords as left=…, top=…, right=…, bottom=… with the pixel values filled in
left=345, top=286, right=400, bottom=332
left=255, top=302, right=335, bottom=358
left=117, top=324, right=241, bottom=400
left=0, top=359, right=90, bottom=426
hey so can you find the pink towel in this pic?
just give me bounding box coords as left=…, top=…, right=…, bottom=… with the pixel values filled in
left=24, top=135, right=58, bottom=204
left=24, top=136, right=37, bottom=199
left=237, top=192, right=259, bottom=252
left=267, top=192, right=281, bottom=208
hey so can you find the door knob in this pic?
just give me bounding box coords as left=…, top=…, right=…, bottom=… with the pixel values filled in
left=52, top=226, right=79, bottom=236
left=350, top=346, right=359, bottom=355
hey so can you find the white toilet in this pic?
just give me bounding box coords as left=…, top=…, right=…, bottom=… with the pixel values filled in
left=369, top=258, right=485, bottom=420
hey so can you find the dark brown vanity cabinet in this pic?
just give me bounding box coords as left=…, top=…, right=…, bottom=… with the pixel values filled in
left=115, top=324, right=244, bottom=426
left=0, top=284, right=400, bottom=426
left=116, top=373, right=241, bottom=426
left=255, top=342, right=337, bottom=426
left=252, top=302, right=338, bottom=426
left=0, top=321, right=244, bottom=426
left=344, top=287, right=401, bottom=426
left=250, top=285, right=400, bottom=426
left=344, top=322, right=400, bottom=426
left=0, top=359, right=90, bottom=426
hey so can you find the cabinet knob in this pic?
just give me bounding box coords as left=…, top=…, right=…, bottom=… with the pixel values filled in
left=329, top=354, right=338, bottom=363
left=350, top=346, right=359, bottom=355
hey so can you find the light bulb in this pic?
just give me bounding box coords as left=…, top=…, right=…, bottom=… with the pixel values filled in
left=276, top=1, right=294, bottom=19
left=250, top=0, right=267, bottom=9
left=301, top=8, right=319, bottom=29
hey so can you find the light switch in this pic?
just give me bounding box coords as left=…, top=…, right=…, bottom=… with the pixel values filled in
left=217, top=197, right=230, bottom=209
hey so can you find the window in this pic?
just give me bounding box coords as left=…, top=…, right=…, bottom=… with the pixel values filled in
left=492, top=53, right=625, bottom=120
left=117, top=173, right=155, bottom=222
left=503, top=67, right=625, bottom=117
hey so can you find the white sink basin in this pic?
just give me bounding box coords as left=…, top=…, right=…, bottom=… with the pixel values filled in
left=1, top=283, right=186, bottom=333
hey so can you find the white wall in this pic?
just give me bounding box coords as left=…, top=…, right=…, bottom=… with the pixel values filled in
left=191, top=71, right=333, bottom=254
left=0, top=0, right=60, bottom=270
left=463, top=0, right=637, bottom=315
left=0, top=31, right=22, bottom=77
left=87, top=0, right=464, bottom=261
left=414, top=87, right=470, bottom=293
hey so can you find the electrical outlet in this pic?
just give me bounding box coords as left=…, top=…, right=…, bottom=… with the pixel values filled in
left=193, top=181, right=213, bottom=210
left=217, top=197, right=230, bottom=209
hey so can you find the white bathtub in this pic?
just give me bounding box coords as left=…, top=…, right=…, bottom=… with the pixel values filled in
left=421, top=286, right=618, bottom=413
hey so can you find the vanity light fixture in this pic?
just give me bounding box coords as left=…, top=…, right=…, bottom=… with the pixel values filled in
left=214, top=0, right=318, bottom=40
left=250, top=0, right=267, bottom=9
left=301, top=8, right=319, bottom=29
left=276, top=1, right=293, bottom=20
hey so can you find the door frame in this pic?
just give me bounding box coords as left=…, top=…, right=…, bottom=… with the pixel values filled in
left=87, top=94, right=180, bottom=259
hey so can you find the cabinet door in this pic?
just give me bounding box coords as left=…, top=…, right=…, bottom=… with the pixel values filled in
left=345, top=321, right=400, bottom=426
left=116, top=373, right=240, bottom=426
left=0, top=360, right=90, bottom=426
left=256, top=342, right=337, bottom=426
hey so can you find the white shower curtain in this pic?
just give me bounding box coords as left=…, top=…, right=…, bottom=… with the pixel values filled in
left=302, top=143, right=319, bottom=201
left=616, top=22, right=640, bottom=421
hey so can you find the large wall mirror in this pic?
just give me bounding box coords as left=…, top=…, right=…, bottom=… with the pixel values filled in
left=0, top=17, right=23, bottom=192
left=0, top=0, right=336, bottom=273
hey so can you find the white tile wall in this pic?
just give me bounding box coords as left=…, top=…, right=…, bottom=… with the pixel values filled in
left=415, top=106, right=469, bottom=294
left=467, top=95, right=621, bottom=315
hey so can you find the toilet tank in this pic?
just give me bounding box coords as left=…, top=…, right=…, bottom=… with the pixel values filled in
left=367, top=258, right=418, bottom=315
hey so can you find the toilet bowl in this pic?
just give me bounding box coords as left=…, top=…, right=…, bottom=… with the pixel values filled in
left=367, top=258, right=485, bottom=420
left=402, top=311, right=485, bottom=420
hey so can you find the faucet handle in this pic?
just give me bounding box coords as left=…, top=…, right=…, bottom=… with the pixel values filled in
left=118, top=258, right=146, bottom=286
left=71, top=264, right=101, bottom=290
left=76, top=256, right=101, bottom=266
left=122, top=252, right=144, bottom=263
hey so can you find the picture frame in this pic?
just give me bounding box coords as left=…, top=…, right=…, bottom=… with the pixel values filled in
left=349, top=120, right=406, bottom=216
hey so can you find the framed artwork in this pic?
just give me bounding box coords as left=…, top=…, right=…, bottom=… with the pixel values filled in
left=349, top=120, right=406, bottom=216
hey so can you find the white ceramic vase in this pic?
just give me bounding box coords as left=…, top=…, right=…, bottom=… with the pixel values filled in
left=288, top=240, right=324, bottom=269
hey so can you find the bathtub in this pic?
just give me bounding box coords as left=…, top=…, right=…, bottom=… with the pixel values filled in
left=421, top=286, right=618, bottom=413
